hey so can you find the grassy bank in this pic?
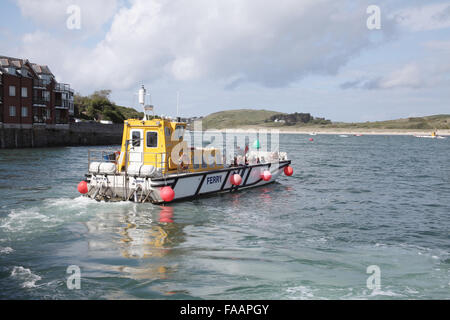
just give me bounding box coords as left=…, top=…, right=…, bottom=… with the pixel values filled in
left=201, top=109, right=450, bottom=131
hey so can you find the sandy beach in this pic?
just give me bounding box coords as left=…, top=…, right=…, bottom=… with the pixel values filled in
left=204, top=127, right=450, bottom=136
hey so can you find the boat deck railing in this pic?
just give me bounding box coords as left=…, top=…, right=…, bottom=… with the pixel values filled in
left=88, top=149, right=287, bottom=175
left=88, top=149, right=119, bottom=167
left=88, top=149, right=169, bottom=173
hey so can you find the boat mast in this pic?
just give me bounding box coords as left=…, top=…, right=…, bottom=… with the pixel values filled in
left=139, top=84, right=154, bottom=120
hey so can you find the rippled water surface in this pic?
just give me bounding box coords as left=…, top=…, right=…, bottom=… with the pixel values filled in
left=0, top=134, right=449, bottom=299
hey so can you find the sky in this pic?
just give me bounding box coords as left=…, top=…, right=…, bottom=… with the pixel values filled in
left=0, top=0, right=449, bottom=122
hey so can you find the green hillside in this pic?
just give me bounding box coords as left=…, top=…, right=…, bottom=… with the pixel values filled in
left=201, top=109, right=450, bottom=130
left=331, top=115, right=450, bottom=130
left=202, top=109, right=282, bottom=129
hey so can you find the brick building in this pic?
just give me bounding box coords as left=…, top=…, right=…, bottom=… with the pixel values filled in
left=0, top=56, right=74, bottom=127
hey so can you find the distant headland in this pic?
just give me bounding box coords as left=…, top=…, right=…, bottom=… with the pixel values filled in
left=71, top=91, right=450, bottom=136
left=198, top=109, right=450, bottom=136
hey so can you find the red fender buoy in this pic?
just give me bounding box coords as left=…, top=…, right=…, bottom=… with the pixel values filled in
left=230, top=173, right=242, bottom=186
left=160, top=186, right=175, bottom=202
left=77, top=181, right=88, bottom=194
left=309, top=138, right=314, bottom=142
left=284, top=166, right=293, bottom=176
left=260, top=170, right=272, bottom=181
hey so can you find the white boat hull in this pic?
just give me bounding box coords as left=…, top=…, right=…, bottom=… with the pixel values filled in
left=85, top=160, right=291, bottom=204
left=415, top=135, right=446, bottom=139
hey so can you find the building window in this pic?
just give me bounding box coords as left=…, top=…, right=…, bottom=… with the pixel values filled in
left=21, top=87, right=28, bottom=98
left=9, top=106, right=16, bottom=117
left=9, top=86, right=16, bottom=97
left=146, top=131, right=158, bottom=148
left=22, top=107, right=28, bottom=117
left=40, top=74, right=51, bottom=83
left=20, top=68, right=28, bottom=77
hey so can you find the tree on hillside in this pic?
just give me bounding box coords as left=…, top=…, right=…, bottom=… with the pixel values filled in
left=86, top=90, right=114, bottom=120
left=73, top=90, right=143, bottom=123
left=90, top=90, right=112, bottom=100
left=266, top=112, right=330, bottom=126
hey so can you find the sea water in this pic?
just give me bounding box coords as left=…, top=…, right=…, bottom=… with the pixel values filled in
left=0, top=134, right=449, bottom=299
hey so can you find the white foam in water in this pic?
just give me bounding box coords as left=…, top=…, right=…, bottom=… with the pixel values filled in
left=286, top=286, right=315, bottom=299
left=0, top=208, right=62, bottom=233
left=45, top=196, right=92, bottom=207
left=43, top=196, right=96, bottom=215
left=10, top=266, right=42, bottom=288
left=44, top=196, right=138, bottom=215
left=405, top=287, right=419, bottom=294
left=48, top=196, right=137, bottom=207
left=1, top=209, right=46, bottom=231
left=0, top=246, right=14, bottom=254
left=0, top=196, right=109, bottom=235
left=367, top=288, right=403, bottom=297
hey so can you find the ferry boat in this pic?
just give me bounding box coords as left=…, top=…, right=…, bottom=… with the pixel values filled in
left=77, top=87, right=293, bottom=204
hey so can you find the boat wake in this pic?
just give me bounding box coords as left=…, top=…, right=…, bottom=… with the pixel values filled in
left=10, top=266, right=42, bottom=288
left=0, top=246, right=14, bottom=255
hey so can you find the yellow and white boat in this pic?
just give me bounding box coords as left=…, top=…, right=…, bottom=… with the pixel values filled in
left=415, top=131, right=446, bottom=139
left=78, top=87, right=293, bottom=204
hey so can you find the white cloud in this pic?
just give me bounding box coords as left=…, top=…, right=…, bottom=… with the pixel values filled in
left=18, top=31, right=84, bottom=81
left=170, top=57, right=202, bottom=81
left=393, top=2, right=450, bottom=31
left=340, top=60, right=450, bottom=90
left=423, top=40, right=450, bottom=51
left=378, top=63, right=422, bottom=89
left=13, top=0, right=397, bottom=92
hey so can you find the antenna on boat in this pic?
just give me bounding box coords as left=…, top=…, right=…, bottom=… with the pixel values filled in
left=138, top=84, right=154, bottom=120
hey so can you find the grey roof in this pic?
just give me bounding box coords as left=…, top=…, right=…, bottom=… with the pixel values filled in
left=0, top=57, right=14, bottom=67
left=30, top=63, right=53, bottom=75
left=0, top=55, right=54, bottom=77
left=0, top=55, right=26, bottom=67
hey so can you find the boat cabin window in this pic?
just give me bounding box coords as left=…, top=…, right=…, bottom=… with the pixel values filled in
left=131, top=131, right=141, bottom=147
left=146, top=131, right=158, bottom=148
left=174, top=125, right=185, bottom=140
left=165, top=127, right=171, bottom=140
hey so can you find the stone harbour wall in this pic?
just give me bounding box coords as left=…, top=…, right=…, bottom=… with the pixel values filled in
left=0, top=122, right=123, bottom=149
